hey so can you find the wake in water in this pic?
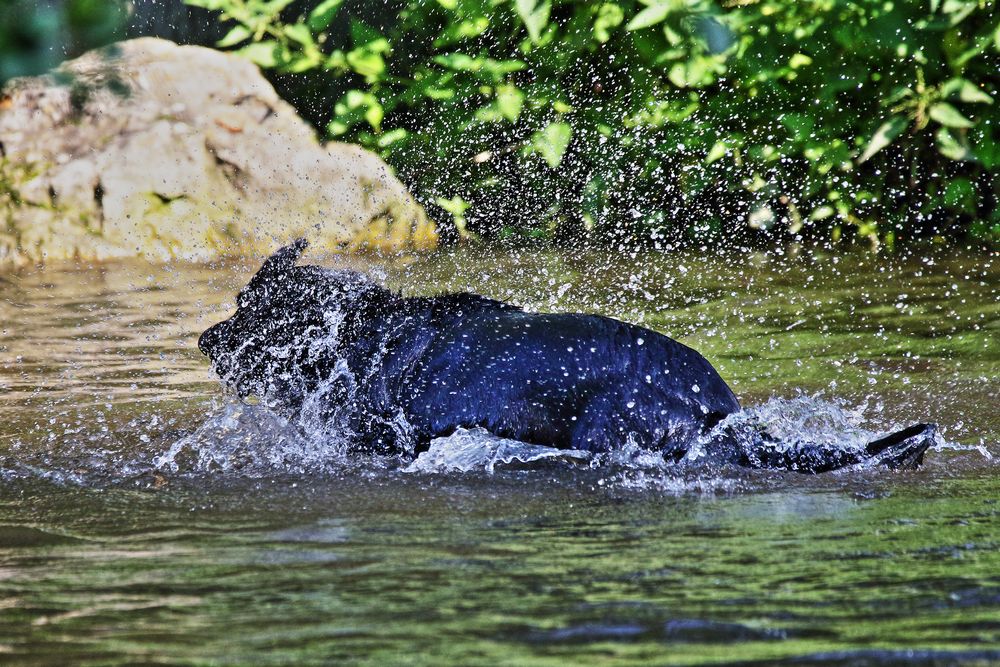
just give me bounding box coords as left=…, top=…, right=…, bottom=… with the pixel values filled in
left=0, top=391, right=988, bottom=490
left=152, top=399, right=591, bottom=476
left=152, top=393, right=963, bottom=478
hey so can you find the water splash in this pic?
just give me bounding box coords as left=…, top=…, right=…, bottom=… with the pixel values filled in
left=143, top=391, right=980, bottom=485
left=0, top=389, right=986, bottom=489
left=405, top=427, right=592, bottom=473
left=683, top=393, right=876, bottom=465
left=153, top=401, right=341, bottom=476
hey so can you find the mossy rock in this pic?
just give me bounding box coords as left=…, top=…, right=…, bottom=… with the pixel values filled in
left=0, top=38, right=436, bottom=268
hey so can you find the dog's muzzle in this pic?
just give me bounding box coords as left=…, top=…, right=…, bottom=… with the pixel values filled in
left=198, top=321, right=228, bottom=358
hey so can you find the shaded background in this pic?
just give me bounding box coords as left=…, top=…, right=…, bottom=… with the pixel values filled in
left=2, top=0, right=997, bottom=248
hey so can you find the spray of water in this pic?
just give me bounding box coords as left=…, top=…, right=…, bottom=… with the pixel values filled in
left=138, top=389, right=974, bottom=489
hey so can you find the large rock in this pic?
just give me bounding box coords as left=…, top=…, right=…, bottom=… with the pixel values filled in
left=0, top=38, right=436, bottom=267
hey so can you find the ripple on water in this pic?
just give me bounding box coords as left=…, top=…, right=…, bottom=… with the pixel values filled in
left=0, top=251, right=997, bottom=665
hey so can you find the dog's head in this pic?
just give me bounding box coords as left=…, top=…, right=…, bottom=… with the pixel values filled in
left=198, top=239, right=390, bottom=402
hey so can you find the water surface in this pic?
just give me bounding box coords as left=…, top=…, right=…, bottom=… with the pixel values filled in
left=1, top=247, right=997, bottom=665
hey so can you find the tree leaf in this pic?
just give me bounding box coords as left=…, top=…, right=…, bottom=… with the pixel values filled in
left=940, top=0, right=976, bottom=24
left=705, top=140, right=727, bottom=164
left=237, top=42, right=282, bottom=68
left=858, top=116, right=908, bottom=164
left=496, top=84, right=524, bottom=122
left=529, top=121, right=572, bottom=168
left=515, top=0, right=551, bottom=43
left=324, top=50, right=347, bottom=71
left=285, top=53, right=320, bottom=73
left=435, top=16, right=490, bottom=47
left=377, top=128, right=408, bottom=148
left=973, top=128, right=999, bottom=168
left=434, top=53, right=481, bottom=71
left=329, top=89, right=381, bottom=135
left=929, top=102, right=974, bottom=128
left=481, top=58, right=527, bottom=79
left=263, top=0, right=296, bottom=17
left=364, top=100, right=384, bottom=131
left=936, top=127, right=972, bottom=161
left=436, top=195, right=469, bottom=217
left=351, top=19, right=386, bottom=49
left=958, top=81, right=993, bottom=105
left=217, top=25, right=251, bottom=48
left=593, top=3, right=625, bottom=43
left=346, top=47, right=385, bottom=81
left=788, top=53, right=812, bottom=69
left=941, top=78, right=994, bottom=105
left=308, top=0, right=344, bottom=31
left=667, top=62, right=688, bottom=88
left=810, top=205, right=835, bottom=221
left=283, top=23, right=315, bottom=47
left=435, top=195, right=471, bottom=238
left=626, top=3, right=672, bottom=31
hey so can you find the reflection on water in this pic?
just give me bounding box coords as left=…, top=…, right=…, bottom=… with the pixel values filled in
left=0, top=247, right=998, bottom=664
left=2, top=474, right=999, bottom=665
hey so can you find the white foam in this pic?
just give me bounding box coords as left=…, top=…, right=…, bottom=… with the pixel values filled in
left=404, top=427, right=592, bottom=473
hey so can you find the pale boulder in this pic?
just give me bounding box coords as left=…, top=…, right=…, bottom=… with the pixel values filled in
left=0, top=38, right=436, bottom=267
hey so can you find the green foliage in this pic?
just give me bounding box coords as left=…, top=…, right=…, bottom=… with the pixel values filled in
left=0, top=0, right=126, bottom=84
left=189, top=0, right=999, bottom=247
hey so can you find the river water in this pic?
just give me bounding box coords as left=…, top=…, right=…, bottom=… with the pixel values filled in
left=1, top=247, right=997, bottom=665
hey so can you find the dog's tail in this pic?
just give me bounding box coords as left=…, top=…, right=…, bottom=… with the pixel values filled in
left=704, top=422, right=936, bottom=474
left=860, top=423, right=936, bottom=470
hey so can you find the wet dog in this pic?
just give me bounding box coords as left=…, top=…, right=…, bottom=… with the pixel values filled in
left=198, top=240, right=934, bottom=472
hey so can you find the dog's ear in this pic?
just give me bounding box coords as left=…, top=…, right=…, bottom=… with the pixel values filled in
left=241, top=239, right=308, bottom=304
left=253, top=238, right=308, bottom=283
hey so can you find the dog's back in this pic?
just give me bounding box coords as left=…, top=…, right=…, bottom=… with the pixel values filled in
left=398, top=307, right=740, bottom=455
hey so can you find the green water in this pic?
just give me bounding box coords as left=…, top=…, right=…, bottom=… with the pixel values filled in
left=1, top=247, right=998, bottom=665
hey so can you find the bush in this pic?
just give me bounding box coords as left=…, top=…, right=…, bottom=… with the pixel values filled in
left=187, top=0, right=999, bottom=248
left=0, top=0, right=126, bottom=83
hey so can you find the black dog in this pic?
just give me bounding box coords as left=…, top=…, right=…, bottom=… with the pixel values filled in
left=198, top=240, right=935, bottom=473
